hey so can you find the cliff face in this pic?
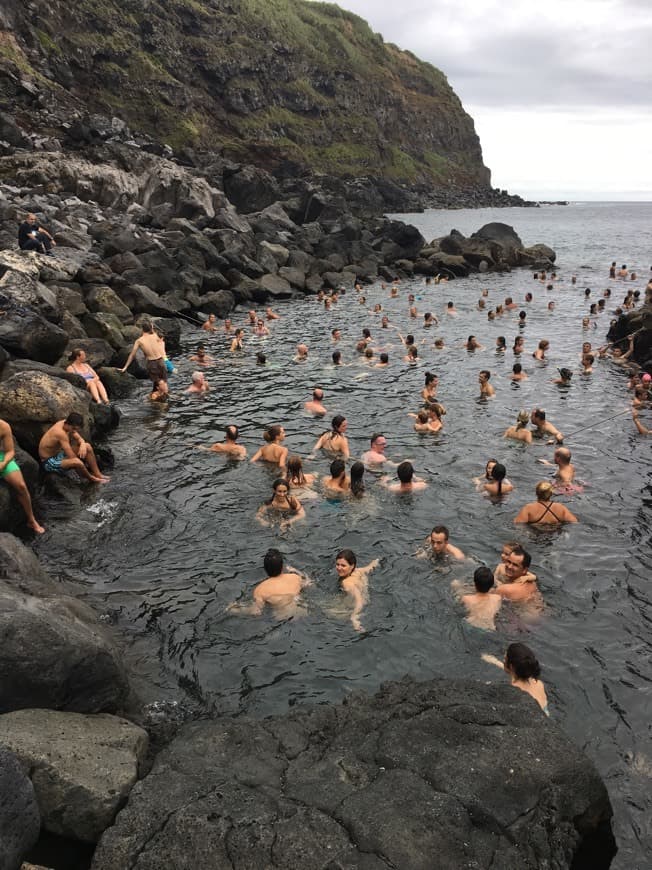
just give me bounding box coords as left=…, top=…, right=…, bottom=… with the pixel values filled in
left=0, top=0, right=492, bottom=196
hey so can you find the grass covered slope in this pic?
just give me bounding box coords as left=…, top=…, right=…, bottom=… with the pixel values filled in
left=1, top=0, right=490, bottom=189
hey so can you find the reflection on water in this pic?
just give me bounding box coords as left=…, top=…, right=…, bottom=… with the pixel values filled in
left=36, top=203, right=651, bottom=868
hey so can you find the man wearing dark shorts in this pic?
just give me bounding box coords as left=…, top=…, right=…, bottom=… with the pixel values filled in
left=120, top=322, right=169, bottom=395
left=18, top=213, right=55, bottom=254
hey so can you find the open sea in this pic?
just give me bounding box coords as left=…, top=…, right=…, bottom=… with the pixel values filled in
left=35, top=202, right=651, bottom=868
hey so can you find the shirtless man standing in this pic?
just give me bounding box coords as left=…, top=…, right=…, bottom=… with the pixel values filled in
left=121, top=322, right=168, bottom=395
left=417, top=525, right=465, bottom=560
left=39, top=413, right=109, bottom=483
left=239, top=549, right=308, bottom=618
left=208, top=425, right=247, bottom=458
left=531, top=408, right=564, bottom=443
left=381, top=461, right=427, bottom=493
left=539, top=447, right=575, bottom=483
left=304, top=388, right=327, bottom=416
left=0, top=418, right=44, bottom=533
left=479, top=370, right=496, bottom=397
left=454, top=567, right=502, bottom=631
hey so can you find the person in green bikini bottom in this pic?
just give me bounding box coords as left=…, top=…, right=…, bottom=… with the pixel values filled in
left=0, top=418, right=44, bottom=533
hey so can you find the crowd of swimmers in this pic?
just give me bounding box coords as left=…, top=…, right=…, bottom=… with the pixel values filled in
left=2, top=260, right=650, bottom=716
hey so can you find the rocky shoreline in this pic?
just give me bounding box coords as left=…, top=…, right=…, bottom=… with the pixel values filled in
left=0, top=141, right=627, bottom=869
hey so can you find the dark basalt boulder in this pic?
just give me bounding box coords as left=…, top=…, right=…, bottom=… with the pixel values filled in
left=0, top=747, right=40, bottom=870
left=223, top=165, right=281, bottom=214
left=0, top=304, right=69, bottom=365
left=0, top=534, right=130, bottom=714
left=0, top=446, right=39, bottom=535
left=91, top=677, right=615, bottom=870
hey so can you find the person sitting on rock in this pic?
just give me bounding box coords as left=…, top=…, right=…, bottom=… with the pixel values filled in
left=0, top=418, right=44, bottom=533
left=18, top=213, right=56, bottom=255
left=66, top=349, right=110, bottom=405
left=38, top=413, right=110, bottom=484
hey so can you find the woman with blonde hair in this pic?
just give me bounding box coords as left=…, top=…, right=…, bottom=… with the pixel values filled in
left=513, top=481, right=578, bottom=524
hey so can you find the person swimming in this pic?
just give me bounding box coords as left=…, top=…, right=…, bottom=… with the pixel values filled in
left=257, top=478, right=305, bottom=528
left=335, top=549, right=379, bottom=632
left=251, top=425, right=288, bottom=469
left=481, top=643, right=549, bottom=715
left=312, top=415, right=350, bottom=459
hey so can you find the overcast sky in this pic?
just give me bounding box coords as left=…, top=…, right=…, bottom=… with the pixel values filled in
left=332, top=0, right=652, bottom=200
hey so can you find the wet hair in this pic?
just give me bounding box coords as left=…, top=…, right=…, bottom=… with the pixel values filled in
left=408, top=346, right=418, bottom=359
left=331, top=328, right=340, bottom=336
left=479, top=370, right=491, bottom=380
left=350, top=461, right=365, bottom=497
left=68, top=348, right=83, bottom=361
left=447, top=301, right=454, bottom=308
left=490, top=462, right=507, bottom=495
left=538, top=340, right=549, bottom=350
left=431, top=525, right=449, bottom=539
left=142, top=322, right=154, bottom=333
left=416, top=410, right=429, bottom=424
left=425, top=401, right=445, bottom=420
left=272, top=478, right=290, bottom=494
left=256, top=352, right=266, bottom=365
left=364, top=348, right=374, bottom=359
left=519, top=310, right=527, bottom=320
left=396, top=460, right=414, bottom=483
left=467, top=335, right=476, bottom=344
left=336, top=549, right=356, bottom=568
left=516, top=410, right=529, bottom=428
left=425, top=371, right=437, bottom=386
left=533, top=408, right=546, bottom=421
left=496, top=336, right=506, bottom=349
left=510, top=544, right=531, bottom=570
left=424, top=312, right=433, bottom=323
left=263, top=548, right=284, bottom=577
left=332, top=351, right=342, bottom=364
left=584, top=288, right=591, bottom=296
left=329, top=459, right=346, bottom=478
left=512, top=363, right=522, bottom=374
left=370, top=433, right=384, bottom=446
left=65, top=412, right=84, bottom=427
left=405, top=334, right=415, bottom=345
left=474, top=566, right=494, bottom=593
left=558, top=368, right=573, bottom=381
left=331, top=415, right=346, bottom=433
left=379, top=353, right=388, bottom=363
left=505, top=642, right=541, bottom=680
left=263, top=425, right=283, bottom=442
left=362, top=328, right=371, bottom=339
left=313, top=387, right=324, bottom=400
left=505, top=296, right=513, bottom=305
left=225, top=425, right=239, bottom=441
left=536, top=480, right=554, bottom=500
left=286, top=455, right=306, bottom=485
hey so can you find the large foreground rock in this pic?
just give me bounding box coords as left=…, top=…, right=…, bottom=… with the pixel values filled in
left=92, top=677, right=615, bottom=870
left=0, top=371, right=91, bottom=455
left=0, top=747, right=40, bottom=870
left=0, top=534, right=130, bottom=714
left=0, top=710, right=148, bottom=844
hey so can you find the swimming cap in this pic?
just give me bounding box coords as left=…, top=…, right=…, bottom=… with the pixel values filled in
left=642, top=373, right=651, bottom=383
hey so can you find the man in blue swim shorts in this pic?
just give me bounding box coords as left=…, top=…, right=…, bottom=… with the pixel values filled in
left=0, top=418, right=44, bottom=533
left=38, top=413, right=110, bottom=484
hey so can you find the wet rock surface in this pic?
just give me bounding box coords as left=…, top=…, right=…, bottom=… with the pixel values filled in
left=92, top=677, right=615, bottom=870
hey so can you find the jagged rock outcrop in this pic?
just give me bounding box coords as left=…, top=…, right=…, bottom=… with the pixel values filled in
left=0, top=533, right=130, bottom=714
left=0, top=709, right=148, bottom=843
left=91, top=677, right=615, bottom=870
left=0, top=747, right=40, bottom=870
left=0, top=0, right=532, bottom=210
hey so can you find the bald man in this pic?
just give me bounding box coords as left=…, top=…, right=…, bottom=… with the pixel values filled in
left=539, top=446, right=575, bottom=483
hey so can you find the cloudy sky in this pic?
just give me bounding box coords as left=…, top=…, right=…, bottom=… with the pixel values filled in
left=333, top=0, right=652, bottom=200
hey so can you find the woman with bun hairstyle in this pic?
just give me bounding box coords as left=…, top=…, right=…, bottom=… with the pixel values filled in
left=312, top=415, right=349, bottom=459
left=513, top=481, right=578, bottom=524
left=250, top=425, right=288, bottom=470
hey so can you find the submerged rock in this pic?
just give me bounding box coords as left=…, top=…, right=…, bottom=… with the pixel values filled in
left=0, top=709, right=147, bottom=843
left=92, top=677, right=615, bottom=870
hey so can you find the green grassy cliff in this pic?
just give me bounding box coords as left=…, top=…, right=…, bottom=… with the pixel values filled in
left=1, top=0, right=491, bottom=191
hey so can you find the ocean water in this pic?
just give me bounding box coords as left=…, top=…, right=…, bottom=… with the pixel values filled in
left=36, top=202, right=651, bottom=868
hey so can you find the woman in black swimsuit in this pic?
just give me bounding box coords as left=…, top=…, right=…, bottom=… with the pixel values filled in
left=513, top=481, right=578, bottom=524
left=257, top=478, right=305, bottom=527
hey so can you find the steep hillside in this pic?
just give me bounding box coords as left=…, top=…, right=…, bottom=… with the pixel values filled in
left=0, top=0, right=495, bottom=199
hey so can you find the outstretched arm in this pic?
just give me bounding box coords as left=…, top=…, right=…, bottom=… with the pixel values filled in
left=481, top=653, right=504, bottom=670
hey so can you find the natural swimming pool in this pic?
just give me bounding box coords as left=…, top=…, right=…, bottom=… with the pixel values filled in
left=37, top=204, right=651, bottom=868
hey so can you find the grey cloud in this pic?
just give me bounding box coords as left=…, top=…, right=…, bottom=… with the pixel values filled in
left=335, top=0, right=652, bottom=111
